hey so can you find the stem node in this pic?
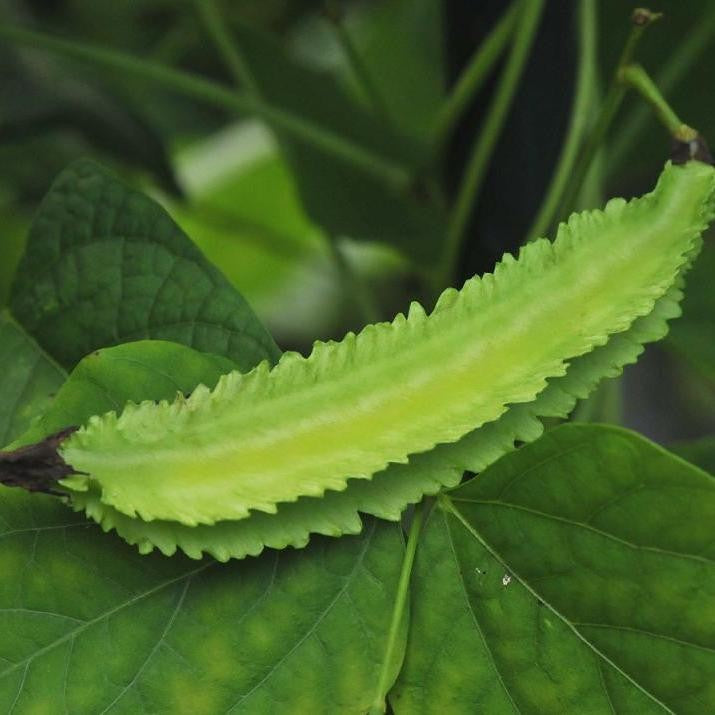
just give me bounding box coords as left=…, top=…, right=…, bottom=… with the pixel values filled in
left=631, top=8, right=663, bottom=27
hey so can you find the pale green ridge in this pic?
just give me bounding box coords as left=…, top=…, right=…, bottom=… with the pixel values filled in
left=58, top=161, right=715, bottom=526
left=69, top=281, right=685, bottom=560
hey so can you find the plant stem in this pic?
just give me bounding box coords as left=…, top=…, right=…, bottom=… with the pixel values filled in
left=555, top=8, right=661, bottom=220
left=434, top=0, right=544, bottom=294
left=324, top=2, right=392, bottom=124
left=525, top=0, right=597, bottom=242
left=369, top=501, right=426, bottom=714
left=329, top=239, right=381, bottom=324
left=193, top=0, right=257, bottom=93
left=610, top=4, right=715, bottom=172
left=0, top=24, right=411, bottom=192
left=619, top=64, right=696, bottom=140
left=431, top=1, right=519, bottom=152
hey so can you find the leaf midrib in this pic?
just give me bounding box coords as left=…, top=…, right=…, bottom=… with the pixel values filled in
left=442, top=508, right=522, bottom=714
left=440, top=496, right=674, bottom=714
left=451, top=496, right=715, bottom=566
left=227, top=520, right=377, bottom=711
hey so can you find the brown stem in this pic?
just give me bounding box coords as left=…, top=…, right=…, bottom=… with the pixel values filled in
left=0, top=427, right=79, bottom=495
left=671, top=134, right=714, bottom=165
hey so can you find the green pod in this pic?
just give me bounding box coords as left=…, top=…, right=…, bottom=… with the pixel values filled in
left=52, top=281, right=690, bottom=561
left=58, top=161, right=715, bottom=529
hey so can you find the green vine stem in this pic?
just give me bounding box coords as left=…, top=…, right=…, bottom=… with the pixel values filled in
left=555, top=8, right=662, bottom=220
left=618, top=64, right=696, bottom=141
left=434, top=0, right=545, bottom=294
left=610, top=3, right=715, bottom=172
left=525, top=0, right=597, bottom=242
left=369, top=501, right=427, bottom=714
left=0, top=24, right=411, bottom=193
left=430, top=1, right=519, bottom=153
left=193, top=0, right=257, bottom=93
left=323, top=1, right=392, bottom=125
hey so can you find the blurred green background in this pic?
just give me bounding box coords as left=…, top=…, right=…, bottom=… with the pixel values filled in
left=2, top=0, right=715, bottom=448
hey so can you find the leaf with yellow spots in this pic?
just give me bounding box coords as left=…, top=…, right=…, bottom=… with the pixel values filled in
left=0, top=488, right=405, bottom=714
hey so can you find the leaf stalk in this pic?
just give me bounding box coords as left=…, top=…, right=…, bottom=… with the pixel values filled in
left=369, top=501, right=427, bottom=714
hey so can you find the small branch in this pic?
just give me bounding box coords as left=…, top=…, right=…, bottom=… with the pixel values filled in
left=0, top=24, right=412, bottom=193
left=369, top=501, right=427, bottom=714
left=193, top=0, right=257, bottom=93
left=555, top=8, right=662, bottom=221
left=618, top=64, right=690, bottom=138
left=434, top=0, right=545, bottom=294
left=431, top=1, right=520, bottom=152
left=526, top=0, right=598, bottom=242
left=0, top=428, right=78, bottom=495
left=610, top=4, right=715, bottom=171
left=323, top=1, right=392, bottom=124
left=618, top=63, right=712, bottom=165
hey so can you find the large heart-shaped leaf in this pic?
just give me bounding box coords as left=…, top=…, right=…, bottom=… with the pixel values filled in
left=393, top=424, right=715, bottom=713
left=10, top=160, right=281, bottom=371
left=0, top=336, right=406, bottom=713
left=0, top=488, right=405, bottom=714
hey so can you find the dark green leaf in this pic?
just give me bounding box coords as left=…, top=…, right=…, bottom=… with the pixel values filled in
left=0, top=47, right=180, bottom=197
left=394, top=424, right=715, bottom=713
left=0, top=311, right=65, bottom=447
left=672, top=436, right=715, bottom=475
left=337, top=0, right=445, bottom=142
left=0, top=488, right=405, bottom=714
left=230, top=21, right=446, bottom=264
left=0, top=212, right=27, bottom=306
left=0, top=337, right=405, bottom=712
left=10, top=160, right=280, bottom=371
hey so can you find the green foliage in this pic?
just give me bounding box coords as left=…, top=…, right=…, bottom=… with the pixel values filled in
left=672, top=435, right=715, bottom=474
left=10, top=160, right=280, bottom=371
left=394, top=423, right=715, bottom=713
left=2, top=1, right=715, bottom=710
left=222, top=17, right=446, bottom=264
left=669, top=239, right=715, bottom=385
left=0, top=488, right=405, bottom=713
left=0, top=312, right=65, bottom=446
left=12, top=341, right=236, bottom=448
left=54, top=161, right=715, bottom=531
